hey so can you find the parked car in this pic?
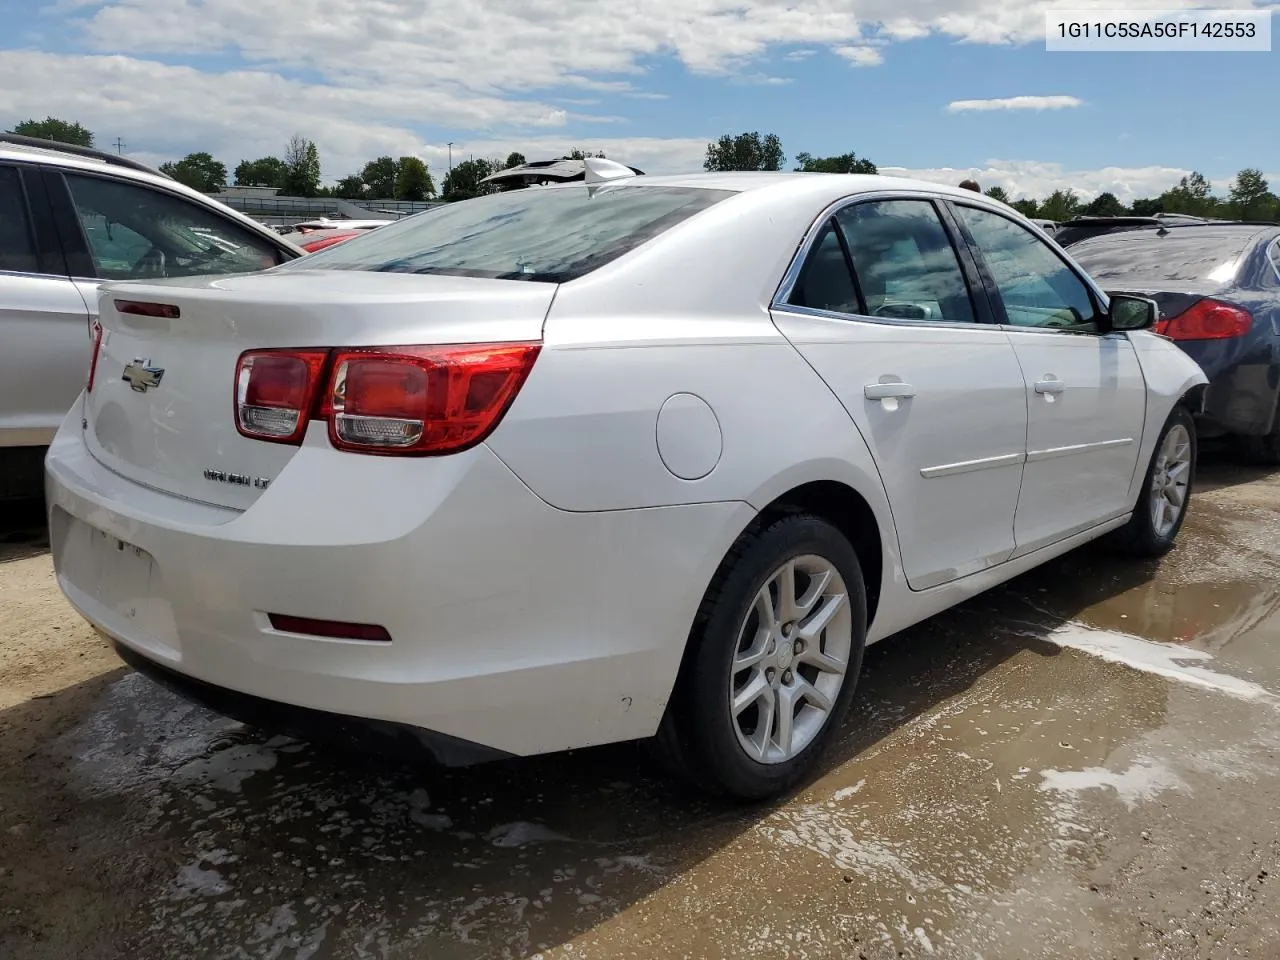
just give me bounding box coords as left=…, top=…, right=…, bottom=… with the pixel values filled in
left=0, top=134, right=304, bottom=498
left=479, top=157, right=645, bottom=190
left=1054, top=213, right=1229, bottom=249
left=1069, top=223, right=1280, bottom=463
left=47, top=162, right=1206, bottom=799
left=297, top=228, right=365, bottom=253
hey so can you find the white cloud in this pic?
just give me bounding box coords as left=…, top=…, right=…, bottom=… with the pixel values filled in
left=834, top=46, right=886, bottom=67
left=882, top=160, right=1199, bottom=203
left=948, top=95, right=1084, bottom=112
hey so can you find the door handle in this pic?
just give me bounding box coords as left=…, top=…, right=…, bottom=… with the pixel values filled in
left=864, top=382, right=917, bottom=401
left=1034, top=378, right=1066, bottom=395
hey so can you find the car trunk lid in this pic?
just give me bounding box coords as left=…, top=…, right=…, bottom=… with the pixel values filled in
left=85, top=269, right=555, bottom=510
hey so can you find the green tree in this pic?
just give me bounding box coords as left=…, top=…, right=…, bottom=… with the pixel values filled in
left=9, top=117, right=94, bottom=147
left=1129, top=196, right=1163, bottom=216
left=158, top=152, right=227, bottom=193
left=1037, top=188, right=1081, bottom=222
left=334, top=174, right=366, bottom=200
left=504, top=152, right=527, bottom=169
left=567, top=148, right=607, bottom=160
left=793, top=151, right=877, bottom=174
left=1160, top=171, right=1218, bottom=217
left=1227, top=168, right=1278, bottom=221
left=983, top=186, right=1011, bottom=204
left=1080, top=191, right=1127, bottom=217
left=361, top=156, right=398, bottom=199
left=442, top=158, right=497, bottom=202
left=703, top=131, right=785, bottom=172
left=282, top=135, right=321, bottom=197
left=395, top=156, right=436, bottom=201
left=1011, top=198, right=1039, bottom=218
left=234, top=156, right=287, bottom=188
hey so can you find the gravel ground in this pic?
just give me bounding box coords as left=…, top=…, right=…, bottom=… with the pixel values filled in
left=1, top=456, right=1278, bottom=959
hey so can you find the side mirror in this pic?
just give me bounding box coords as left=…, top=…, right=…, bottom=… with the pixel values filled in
left=1106, top=293, right=1159, bottom=332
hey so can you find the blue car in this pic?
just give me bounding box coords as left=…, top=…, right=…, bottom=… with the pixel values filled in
left=1068, top=222, right=1280, bottom=464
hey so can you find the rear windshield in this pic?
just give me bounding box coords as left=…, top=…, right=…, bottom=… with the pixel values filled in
left=290, top=184, right=735, bottom=283
left=1069, top=232, right=1254, bottom=285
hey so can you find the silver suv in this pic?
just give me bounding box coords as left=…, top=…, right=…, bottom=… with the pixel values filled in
left=0, top=135, right=304, bottom=499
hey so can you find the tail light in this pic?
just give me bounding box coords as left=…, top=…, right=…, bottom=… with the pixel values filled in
left=232, top=342, right=540, bottom=455
left=1155, top=298, right=1252, bottom=341
left=327, top=343, right=541, bottom=455
left=235, top=349, right=329, bottom=443
left=86, top=319, right=104, bottom=393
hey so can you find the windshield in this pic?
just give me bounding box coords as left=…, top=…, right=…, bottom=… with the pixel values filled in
left=1069, top=231, right=1254, bottom=286
left=290, top=184, right=735, bottom=283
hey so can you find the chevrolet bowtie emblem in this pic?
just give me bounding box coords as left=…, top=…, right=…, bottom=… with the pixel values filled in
left=121, top=359, right=165, bottom=393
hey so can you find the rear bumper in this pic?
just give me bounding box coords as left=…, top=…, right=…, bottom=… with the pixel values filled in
left=1179, top=340, right=1279, bottom=437
left=111, top=637, right=508, bottom=766
left=45, top=408, right=752, bottom=758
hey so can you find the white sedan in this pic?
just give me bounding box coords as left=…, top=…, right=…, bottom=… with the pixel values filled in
left=46, top=160, right=1206, bottom=800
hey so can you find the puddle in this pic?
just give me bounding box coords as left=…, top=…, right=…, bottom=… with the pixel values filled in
left=1073, top=578, right=1280, bottom=653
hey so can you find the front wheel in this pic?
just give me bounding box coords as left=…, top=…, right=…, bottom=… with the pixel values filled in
left=1111, top=405, right=1196, bottom=557
left=657, top=514, right=868, bottom=801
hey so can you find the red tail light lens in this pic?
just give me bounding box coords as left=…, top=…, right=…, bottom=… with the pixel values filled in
left=114, top=299, right=180, bottom=319
left=327, top=343, right=541, bottom=455
left=234, top=349, right=330, bottom=444
left=86, top=319, right=104, bottom=393
left=1155, top=298, right=1252, bottom=341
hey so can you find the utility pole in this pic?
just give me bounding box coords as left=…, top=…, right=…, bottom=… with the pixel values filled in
left=112, top=137, right=125, bottom=155
left=446, top=142, right=453, bottom=176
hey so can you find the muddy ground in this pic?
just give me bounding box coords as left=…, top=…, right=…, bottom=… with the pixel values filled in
left=1, top=455, right=1278, bottom=960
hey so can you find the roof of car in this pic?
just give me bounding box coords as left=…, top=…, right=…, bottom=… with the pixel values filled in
left=1072, top=223, right=1280, bottom=247
left=545, top=171, right=1021, bottom=215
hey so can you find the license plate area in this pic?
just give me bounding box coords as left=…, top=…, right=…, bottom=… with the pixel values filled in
left=56, top=511, right=179, bottom=655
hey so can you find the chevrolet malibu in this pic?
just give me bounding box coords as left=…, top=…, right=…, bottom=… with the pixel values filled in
left=46, top=162, right=1207, bottom=800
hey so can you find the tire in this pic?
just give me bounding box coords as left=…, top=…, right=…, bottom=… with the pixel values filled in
left=0, top=447, right=47, bottom=503
left=1110, top=405, right=1197, bottom=557
left=656, top=513, right=868, bottom=801
left=1237, top=397, right=1280, bottom=466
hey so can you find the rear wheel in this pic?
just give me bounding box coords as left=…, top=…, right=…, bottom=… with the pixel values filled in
left=657, top=514, right=867, bottom=800
left=1238, top=397, right=1280, bottom=466
left=1111, top=406, right=1196, bottom=557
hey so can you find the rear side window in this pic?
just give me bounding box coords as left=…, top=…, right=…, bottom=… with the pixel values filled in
left=836, top=199, right=977, bottom=324
left=292, top=184, right=735, bottom=283
left=64, top=173, right=285, bottom=281
left=1069, top=232, right=1253, bottom=286
left=1266, top=239, right=1280, bottom=283
left=787, top=220, right=859, bottom=314
left=0, top=166, right=39, bottom=274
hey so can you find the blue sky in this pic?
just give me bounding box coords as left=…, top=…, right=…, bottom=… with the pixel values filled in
left=1, top=0, right=1276, bottom=201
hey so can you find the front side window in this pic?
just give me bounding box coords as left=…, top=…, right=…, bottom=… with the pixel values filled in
left=835, top=199, right=977, bottom=324
left=0, top=166, right=39, bottom=274
left=955, top=205, right=1099, bottom=331
left=292, top=184, right=735, bottom=283
left=64, top=173, right=284, bottom=281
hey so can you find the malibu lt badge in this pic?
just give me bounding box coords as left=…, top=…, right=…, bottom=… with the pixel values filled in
left=121, top=359, right=165, bottom=393
left=204, top=468, right=271, bottom=490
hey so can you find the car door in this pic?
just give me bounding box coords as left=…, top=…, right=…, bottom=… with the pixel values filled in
left=0, top=163, right=92, bottom=448
left=950, top=202, right=1147, bottom=555
left=770, top=195, right=1029, bottom=591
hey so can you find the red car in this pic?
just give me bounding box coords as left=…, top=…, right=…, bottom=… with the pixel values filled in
left=298, top=228, right=364, bottom=253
